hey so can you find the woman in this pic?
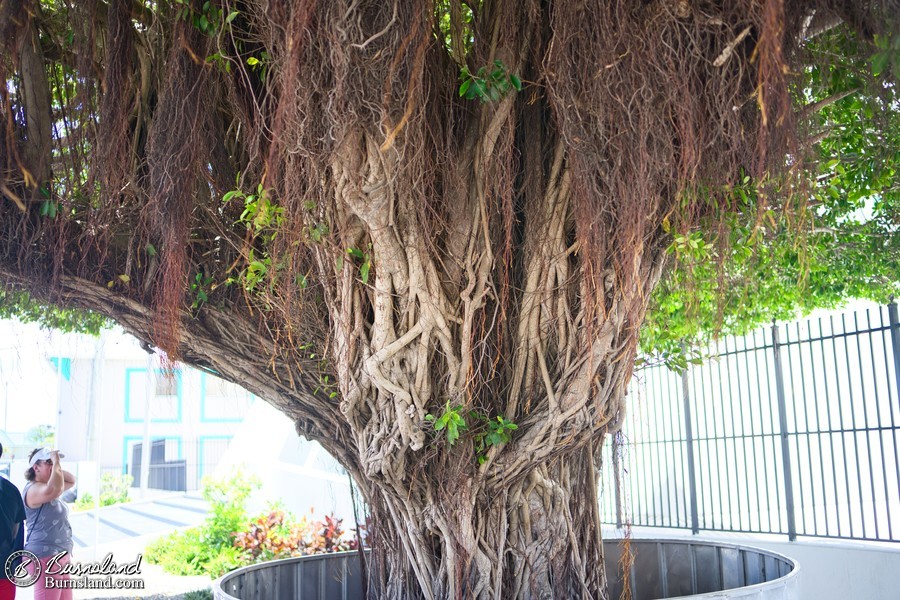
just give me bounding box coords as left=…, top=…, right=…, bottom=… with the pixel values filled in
left=23, top=448, right=76, bottom=600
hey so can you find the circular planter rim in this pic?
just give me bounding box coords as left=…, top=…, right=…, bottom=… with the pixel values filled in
left=213, top=540, right=800, bottom=599
left=616, top=538, right=800, bottom=599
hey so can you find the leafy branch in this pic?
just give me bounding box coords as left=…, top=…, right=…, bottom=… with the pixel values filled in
left=425, top=403, right=517, bottom=462
left=459, top=60, right=522, bottom=103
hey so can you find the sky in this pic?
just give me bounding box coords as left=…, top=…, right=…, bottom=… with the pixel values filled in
left=0, top=320, right=83, bottom=433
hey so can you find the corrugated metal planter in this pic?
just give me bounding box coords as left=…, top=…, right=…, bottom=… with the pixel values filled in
left=213, top=539, right=799, bottom=599
left=605, top=539, right=799, bottom=599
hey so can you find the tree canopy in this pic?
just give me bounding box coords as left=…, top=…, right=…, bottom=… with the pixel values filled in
left=1, top=1, right=898, bottom=598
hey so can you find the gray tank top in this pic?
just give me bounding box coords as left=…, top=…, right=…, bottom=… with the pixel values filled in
left=22, top=482, right=73, bottom=557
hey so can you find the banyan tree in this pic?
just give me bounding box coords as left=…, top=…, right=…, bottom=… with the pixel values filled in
left=1, top=1, right=898, bottom=597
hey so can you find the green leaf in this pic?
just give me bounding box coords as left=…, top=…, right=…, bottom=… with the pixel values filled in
left=434, top=413, right=449, bottom=431
left=360, top=261, right=370, bottom=284
left=226, top=10, right=239, bottom=23
left=447, top=422, right=460, bottom=445
left=872, top=51, right=890, bottom=77
left=510, top=74, right=522, bottom=91
left=459, top=79, right=471, bottom=97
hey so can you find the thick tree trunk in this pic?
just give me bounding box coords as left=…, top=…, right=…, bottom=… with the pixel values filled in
left=363, top=440, right=609, bottom=599
left=308, top=124, right=663, bottom=597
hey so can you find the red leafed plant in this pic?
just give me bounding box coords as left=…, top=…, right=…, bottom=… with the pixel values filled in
left=234, top=508, right=360, bottom=563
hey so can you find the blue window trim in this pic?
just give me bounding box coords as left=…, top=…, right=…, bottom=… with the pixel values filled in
left=199, top=372, right=251, bottom=423
left=124, top=367, right=183, bottom=423
left=49, top=357, right=72, bottom=380
left=121, top=435, right=183, bottom=475
left=198, top=435, right=233, bottom=478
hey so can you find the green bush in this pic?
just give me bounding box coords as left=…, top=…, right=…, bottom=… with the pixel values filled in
left=74, top=473, right=133, bottom=510
left=145, top=469, right=363, bottom=578
left=144, top=528, right=206, bottom=576
left=145, top=469, right=259, bottom=577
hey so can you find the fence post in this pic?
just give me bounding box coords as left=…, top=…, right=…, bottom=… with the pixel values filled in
left=612, top=433, right=624, bottom=529
left=772, top=322, right=797, bottom=541
left=681, top=365, right=700, bottom=534
left=889, top=300, right=900, bottom=410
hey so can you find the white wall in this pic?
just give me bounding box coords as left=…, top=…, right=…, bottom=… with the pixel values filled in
left=214, top=401, right=360, bottom=526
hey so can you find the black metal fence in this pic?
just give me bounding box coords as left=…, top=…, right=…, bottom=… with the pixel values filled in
left=122, top=437, right=231, bottom=491
left=601, top=301, right=900, bottom=543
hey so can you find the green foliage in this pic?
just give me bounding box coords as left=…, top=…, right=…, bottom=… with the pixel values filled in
left=223, top=182, right=284, bottom=241
left=425, top=404, right=518, bottom=462
left=200, top=469, right=260, bottom=551
left=425, top=401, right=467, bottom=446
left=39, top=200, right=60, bottom=219
left=145, top=469, right=260, bottom=578
left=144, top=527, right=242, bottom=578
left=26, top=425, right=55, bottom=447
left=434, top=0, right=475, bottom=60
left=642, top=28, right=900, bottom=367
left=474, top=415, right=518, bottom=464
left=74, top=473, right=133, bottom=511
left=246, top=52, right=271, bottom=81
left=173, top=0, right=228, bottom=36
left=0, top=288, right=108, bottom=334
left=346, top=246, right=372, bottom=284
left=872, top=33, right=900, bottom=79
left=182, top=590, right=213, bottom=600
left=459, top=60, right=522, bottom=103
left=146, top=470, right=359, bottom=578
left=223, top=180, right=285, bottom=294
left=190, top=273, right=214, bottom=310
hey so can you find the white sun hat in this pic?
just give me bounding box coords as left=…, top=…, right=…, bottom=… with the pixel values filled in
left=29, top=448, right=65, bottom=467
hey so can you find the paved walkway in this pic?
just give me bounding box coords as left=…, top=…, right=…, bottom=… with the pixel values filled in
left=15, top=493, right=215, bottom=599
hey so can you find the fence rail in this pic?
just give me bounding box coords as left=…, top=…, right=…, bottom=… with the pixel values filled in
left=601, top=301, right=900, bottom=544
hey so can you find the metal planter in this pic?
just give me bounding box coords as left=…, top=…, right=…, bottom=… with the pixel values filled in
left=213, top=539, right=799, bottom=599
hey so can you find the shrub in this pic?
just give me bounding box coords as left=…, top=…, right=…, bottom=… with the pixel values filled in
left=145, top=469, right=362, bottom=578
left=234, top=507, right=359, bottom=563
left=144, top=528, right=207, bottom=576
left=145, top=469, right=259, bottom=577
left=74, top=473, right=133, bottom=510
